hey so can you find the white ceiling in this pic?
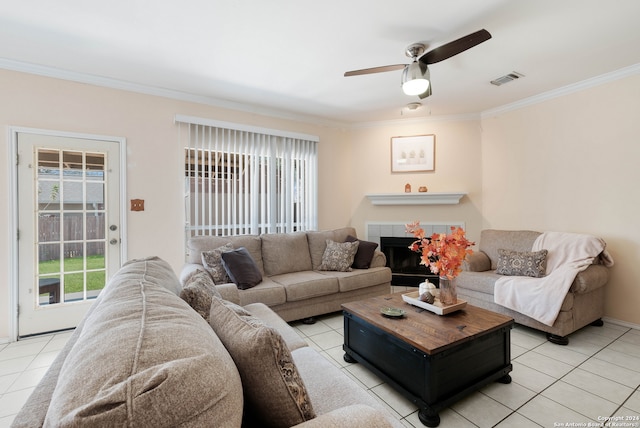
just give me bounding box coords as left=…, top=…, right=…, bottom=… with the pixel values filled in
left=2, top=0, right=640, bottom=125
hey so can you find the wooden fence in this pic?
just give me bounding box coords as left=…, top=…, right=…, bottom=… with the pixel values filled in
left=38, top=214, right=105, bottom=262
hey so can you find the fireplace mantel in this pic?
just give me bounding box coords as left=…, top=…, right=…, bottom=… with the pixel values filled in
left=365, top=192, right=466, bottom=206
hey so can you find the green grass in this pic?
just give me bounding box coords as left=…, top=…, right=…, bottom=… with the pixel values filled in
left=39, top=255, right=105, bottom=294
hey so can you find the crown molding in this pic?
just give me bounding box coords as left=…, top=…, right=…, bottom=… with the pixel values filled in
left=481, top=63, right=640, bottom=118
left=0, top=58, right=350, bottom=129
left=2, top=57, right=639, bottom=129
left=350, top=112, right=481, bottom=129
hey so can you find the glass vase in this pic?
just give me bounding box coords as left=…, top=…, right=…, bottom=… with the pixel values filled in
left=438, top=276, right=458, bottom=306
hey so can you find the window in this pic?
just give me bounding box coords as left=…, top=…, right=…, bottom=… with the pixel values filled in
left=177, top=116, right=318, bottom=240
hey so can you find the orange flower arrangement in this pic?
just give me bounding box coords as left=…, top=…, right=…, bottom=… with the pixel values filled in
left=406, top=221, right=475, bottom=280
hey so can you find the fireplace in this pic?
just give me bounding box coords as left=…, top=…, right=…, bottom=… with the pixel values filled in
left=380, top=236, right=439, bottom=287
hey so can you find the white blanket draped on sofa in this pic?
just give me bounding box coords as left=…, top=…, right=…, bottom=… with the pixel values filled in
left=494, top=232, right=614, bottom=326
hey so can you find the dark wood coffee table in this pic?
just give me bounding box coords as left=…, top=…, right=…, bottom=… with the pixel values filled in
left=342, top=293, right=513, bottom=427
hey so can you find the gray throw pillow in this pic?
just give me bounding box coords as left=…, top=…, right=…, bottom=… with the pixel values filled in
left=221, top=247, right=263, bottom=290
left=318, top=239, right=359, bottom=272
left=496, top=248, right=548, bottom=277
left=345, top=235, right=378, bottom=269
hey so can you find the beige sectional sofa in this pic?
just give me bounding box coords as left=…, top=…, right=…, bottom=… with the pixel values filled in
left=12, top=257, right=401, bottom=428
left=457, top=229, right=612, bottom=345
left=181, top=227, right=392, bottom=322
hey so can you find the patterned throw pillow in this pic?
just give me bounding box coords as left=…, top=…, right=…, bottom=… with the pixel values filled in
left=179, top=270, right=221, bottom=322
left=318, top=239, right=359, bottom=272
left=496, top=249, right=548, bottom=278
left=201, top=243, right=234, bottom=283
left=209, top=297, right=315, bottom=427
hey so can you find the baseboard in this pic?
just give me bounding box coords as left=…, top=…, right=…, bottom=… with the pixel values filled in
left=602, top=316, right=640, bottom=331
left=0, top=337, right=10, bottom=345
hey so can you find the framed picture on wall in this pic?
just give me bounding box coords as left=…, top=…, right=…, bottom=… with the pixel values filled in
left=390, top=134, right=435, bottom=173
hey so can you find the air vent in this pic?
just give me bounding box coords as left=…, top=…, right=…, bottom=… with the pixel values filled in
left=491, top=71, right=524, bottom=86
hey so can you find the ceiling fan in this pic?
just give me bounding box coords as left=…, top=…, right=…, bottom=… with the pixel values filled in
left=344, top=29, right=491, bottom=99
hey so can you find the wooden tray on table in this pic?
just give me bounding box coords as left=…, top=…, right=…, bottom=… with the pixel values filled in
left=402, top=290, right=467, bottom=315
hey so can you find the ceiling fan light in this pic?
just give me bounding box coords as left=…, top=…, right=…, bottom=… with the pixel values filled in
left=401, top=62, right=430, bottom=96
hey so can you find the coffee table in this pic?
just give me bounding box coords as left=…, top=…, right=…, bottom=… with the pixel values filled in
left=342, top=293, right=513, bottom=427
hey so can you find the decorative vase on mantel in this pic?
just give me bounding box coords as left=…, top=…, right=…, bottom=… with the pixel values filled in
left=438, top=276, right=458, bottom=306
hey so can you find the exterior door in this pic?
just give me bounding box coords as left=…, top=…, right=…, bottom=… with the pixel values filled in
left=16, top=131, right=123, bottom=337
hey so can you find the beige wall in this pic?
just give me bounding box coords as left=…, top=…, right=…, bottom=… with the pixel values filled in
left=348, top=119, right=484, bottom=245
left=480, top=74, right=640, bottom=326
left=1, top=67, right=638, bottom=339
left=0, top=69, right=351, bottom=339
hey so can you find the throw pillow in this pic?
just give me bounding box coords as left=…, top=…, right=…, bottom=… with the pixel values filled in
left=221, top=247, right=263, bottom=290
left=345, top=235, right=378, bottom=269
left=179, top=270, right=221, bottom=322
left=201, top=243, right=234, bottom=283
left=496, top=249, right=548, bottom=278
left=318, top=239, right=359, bottom=272
left=209, top=297, right=315, bottom=427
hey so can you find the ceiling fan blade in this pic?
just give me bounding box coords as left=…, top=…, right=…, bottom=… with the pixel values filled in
left=420, top=29, right=491, bottom=65
left=344, top=64, right=406, bottom=77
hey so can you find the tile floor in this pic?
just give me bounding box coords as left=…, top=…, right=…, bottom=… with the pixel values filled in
left=1, top=299, right=639, bottom=428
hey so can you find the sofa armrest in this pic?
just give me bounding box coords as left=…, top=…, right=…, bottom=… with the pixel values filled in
left=215, top=283, right=241, bottom=303
left=571, top=264, right=610, bottom=294
left=291, top=405, right=395, bottom=428
left=370, top=250, right=387, bottom=269
left=463, top=252, right=491, bottom=272
left=181, top=263, right=240, bottom=303
left=180, top=263, right=207, bottom=285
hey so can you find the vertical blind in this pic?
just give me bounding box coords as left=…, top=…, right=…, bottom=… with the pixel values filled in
left=176, top=115, right=318, bottom=240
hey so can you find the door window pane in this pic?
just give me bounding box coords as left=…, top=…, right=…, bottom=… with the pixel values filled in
left=87, top=243, right=105, bottom=269
left=64, top=272, right=84, bottom=302
left=63, top=213, right=84, bottom=241
left=86, top=213, right=105, bottom=240
left=63, top=243, right=84, bottom=271
left=38, top=214, right=60, bottom=242
left=38, top=276, right=60, bottom=306
left=35, top=148, right=109, bottom=308
left=38, top=245, right=60, bottom=274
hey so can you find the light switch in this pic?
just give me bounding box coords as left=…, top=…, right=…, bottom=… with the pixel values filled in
left=131, top=199, right=144, bottom=211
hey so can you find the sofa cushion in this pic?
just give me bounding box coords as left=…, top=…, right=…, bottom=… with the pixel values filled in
left=291, top=346, right=398, bottom=425
left=44, top=257, right=243, bottom=427
left=221, top=247, right=263, bottom=289
left=187, top=234, right=264, bottom=273
left=201, top=243, right=234, bottom=283
left=235, top=277, right=287, bottom=306
left=271, top=271, right=340, bottom=302
left=345, top=235, right=379, bottom=269
left=306, top=230, right=337, bottom=270
left=455, top=270, right=501, bottom=294
left=496, top=249, right=548, bottom=278
left=243, top=302, right=309, bottom=351
left=479, top=230, right=542, bottom=270
left=179, top=269, right=221, bottom=322
left=209, top=297, right=315, bottom=427
left=463, top=251, right=492, bottom=272
left=318, top=239, right=359, bottom=272
left=306, top=227, right=357, bottom=270
left=318, top=267, right=391, bottom=293
left=262, top=232, right=313, bottom=276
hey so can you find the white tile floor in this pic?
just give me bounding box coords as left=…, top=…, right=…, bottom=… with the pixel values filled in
left=2, top=300, right=639, bottom=428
